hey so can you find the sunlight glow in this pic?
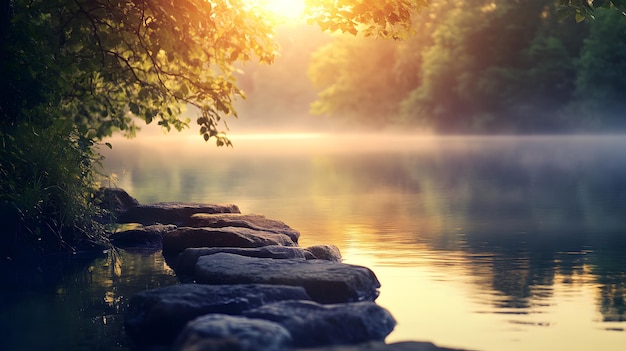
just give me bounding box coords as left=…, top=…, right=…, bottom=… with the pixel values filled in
left=245, top=0, right=306, bottom=22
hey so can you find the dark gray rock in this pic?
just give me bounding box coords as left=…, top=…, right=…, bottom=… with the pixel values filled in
left=95, top=187, right=140, bottom=214
left=297, top=341, right=472, bottom=351
left=185, top=213, right=300, bottom=243
left=304, top=244, right=342, bottom=262
left=117, top=202, right=240, bottom=226
left=163, top=227, right=297, bottom=256
left=125, top=284, right=310, bottom=348
left=244, top=300, right=395, bottom=348
left=109, top=224, right=177, bottom=248
left=173, top=246, right=308, bottom=276
left=174, top=314, right=292, bottom=351
left=194, top=253, right=381, bottom=303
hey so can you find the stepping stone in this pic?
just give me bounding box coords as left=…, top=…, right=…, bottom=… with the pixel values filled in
left=125, top=283, right=310, bottom=348
left=174, top=314, right=291, bottom=351
left=162, top=227, right=296, bottom=256
left=184, top=213, right=300, bottom=243
left=117, top=202, right=240, bottom=226
left=243, top=300, right=396, bottom=348
left=193, top=253, right=381, bottom=303
left=173, top=246, right=308, bottom=276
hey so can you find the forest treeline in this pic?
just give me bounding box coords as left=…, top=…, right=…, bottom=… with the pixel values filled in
left=237, top=0, right=626, bottom=134
left=308, top=0, right=626, bottom=133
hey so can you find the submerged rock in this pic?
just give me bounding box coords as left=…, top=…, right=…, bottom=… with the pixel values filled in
left=162, top=227, right=296, bottom=256
left=244, top=300, right=396, bottom=348
left=194, top=253, right=380, bottom=303
left=184, top=213, right=300, bottom=243
left=174, top=314, right=292, bottom=351
left=109, top=224, right=177, bottom=249
left=173, top=246, right=308, bottom=276
left=117, top=202, right=240, bottom=226
left=95, top=187, right=140, bottom=214
left=304, top=244, right=342, bottom=262
left=125, top=283, right=310, bottom=348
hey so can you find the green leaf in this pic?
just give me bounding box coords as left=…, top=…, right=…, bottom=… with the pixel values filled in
left=105, top=142, right=112, bottom=149
left=145, top=110, right=153, bottom=124
left=129, top=103, right=140, bottom=115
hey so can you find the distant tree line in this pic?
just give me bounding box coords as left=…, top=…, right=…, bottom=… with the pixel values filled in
left=308, top=0, right=626, bottom=133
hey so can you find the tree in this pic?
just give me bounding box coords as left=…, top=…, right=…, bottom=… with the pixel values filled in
left=308, top=36, right=405, bottom=129
left=0, top=0, right=621, bottom=256
left=0, top=0, right=619, bottom=143
left=0, top=0, right=425, bottom=256
left=1, top=0, right=282, bottom=145
left=309, top=0, right=600, bottom=133
left=570, top=7, right=626, bottom=129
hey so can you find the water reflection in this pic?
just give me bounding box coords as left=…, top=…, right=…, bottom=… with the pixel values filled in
left=0, top=249, right=178, bottom=351
left=99, top=134, right=626, bottom=351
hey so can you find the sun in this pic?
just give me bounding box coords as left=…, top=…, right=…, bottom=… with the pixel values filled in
left=245, top=0, right=306, bottom=22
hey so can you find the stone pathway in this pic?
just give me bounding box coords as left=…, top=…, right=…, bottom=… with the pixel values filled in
left=101, top=188, right=471, bottom=351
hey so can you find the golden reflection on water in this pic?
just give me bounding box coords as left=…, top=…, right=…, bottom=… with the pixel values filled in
left=343, top=241, right=624, bottom=351
left=101, top=133, right=626, bottom=351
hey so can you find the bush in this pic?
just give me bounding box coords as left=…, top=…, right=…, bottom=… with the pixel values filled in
left=0, top=121, right=109, bottom=260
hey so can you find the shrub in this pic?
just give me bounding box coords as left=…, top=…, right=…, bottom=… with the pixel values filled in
left=0, top=121, right=109, bottom=260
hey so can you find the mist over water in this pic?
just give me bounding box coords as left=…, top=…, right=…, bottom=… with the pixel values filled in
left=101, top=133, right=626, bottom=351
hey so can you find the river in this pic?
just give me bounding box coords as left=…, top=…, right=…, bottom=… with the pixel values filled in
left=2, top=134, right=625, bottom=350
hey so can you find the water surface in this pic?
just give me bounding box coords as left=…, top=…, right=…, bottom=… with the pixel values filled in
left=101, top=134, right=626, bottom=350
left=4, top=134, right=623, bottom=351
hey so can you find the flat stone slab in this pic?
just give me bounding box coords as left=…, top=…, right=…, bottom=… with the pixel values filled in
left=174, top=314, right=292, bottom=351
left=173, top=245, right=342, bottom=276
left=173, top=246, right=308, bottom=276
left=297, top=341, right=472, bottom=351
left=117, top=202, right=240, bottom=226
left=194, top=253, right=380, bottom=303
left=125, top=283, right=310, bottom=348
left=185, top=213, right=300, bottom=243
left=243, top=300, right=396, bottom=348
left=163, top=227, right=297, bottom=256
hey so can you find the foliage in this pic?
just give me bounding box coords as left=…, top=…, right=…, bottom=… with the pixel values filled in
left=309, top=36, right=405, bottom=128
left=305, top=0, right=428, bottom=38
left=570, top=8, right=626, bottom=129
left=0, top=0, right=427, bottom=256
left=1, top=0, right=281, bottom=146
left=0, top=122, right=106, bottom=258
left=556, top=0, right=626, bottom=22
left=0, top=0, right=278, bottom=256
left=308, top=0, right=626, bottom=133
